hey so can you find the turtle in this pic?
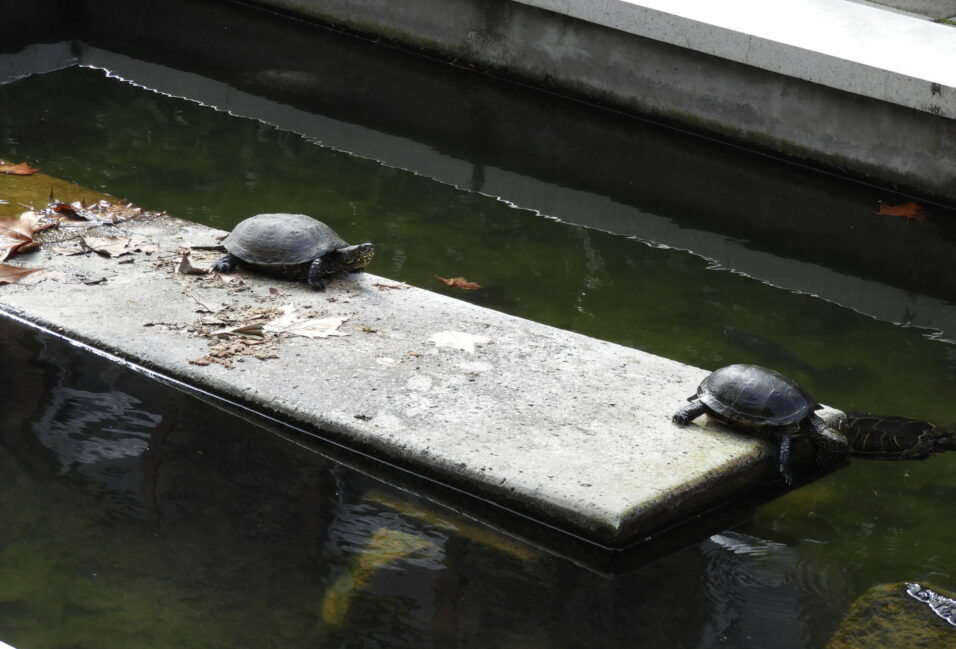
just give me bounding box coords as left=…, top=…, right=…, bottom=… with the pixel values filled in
left=211, top=213, right=374, bottom=290
left=843, top=413, right=956, bottom=460
left=671, top=364, right=849, bottom=484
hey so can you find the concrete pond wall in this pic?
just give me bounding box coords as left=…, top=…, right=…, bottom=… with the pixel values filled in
left=244, top=0, right=956, bottom=202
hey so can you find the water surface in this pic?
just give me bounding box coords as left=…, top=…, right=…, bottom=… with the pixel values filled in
left=1, top=60, right=955, bottom=649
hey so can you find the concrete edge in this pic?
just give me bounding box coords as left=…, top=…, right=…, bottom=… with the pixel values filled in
left=516, top=0, right=956, bottom=117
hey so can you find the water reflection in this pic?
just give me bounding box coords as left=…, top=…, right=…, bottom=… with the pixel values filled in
left=3, top=314, right=955, bottom=648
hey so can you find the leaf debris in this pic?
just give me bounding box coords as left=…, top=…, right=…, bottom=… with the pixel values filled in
left=878, top=201, right=928, bottom=225
left=0, top=263, right=42, bottom=285
left=436, top=275, right=481, bottom=290
left=0, top=161, right=39, bottom=175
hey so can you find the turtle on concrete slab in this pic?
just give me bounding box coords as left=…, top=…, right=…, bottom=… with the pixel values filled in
left=211, top=213, right=374, bottom=290
left=672, top=363, right=849, bottom=484
left=844, top=413, right=956, bottom=460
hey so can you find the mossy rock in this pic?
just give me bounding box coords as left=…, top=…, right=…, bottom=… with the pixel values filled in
left=827, top=582, right=956, bottom=649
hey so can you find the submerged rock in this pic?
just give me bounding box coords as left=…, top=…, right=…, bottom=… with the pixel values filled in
left=826, top=582, right=956, bottom=649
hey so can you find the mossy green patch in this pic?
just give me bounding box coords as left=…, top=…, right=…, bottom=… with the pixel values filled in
left=0, top=162, right=114, bottom=218
left=826, top=582, right=956, bottom=649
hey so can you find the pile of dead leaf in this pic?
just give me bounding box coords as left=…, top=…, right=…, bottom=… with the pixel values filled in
left=41, top=194, right=154, bottom=226
left=0, top=189, right=164, bottom=286
left=181, top=302, right=350, bottom=369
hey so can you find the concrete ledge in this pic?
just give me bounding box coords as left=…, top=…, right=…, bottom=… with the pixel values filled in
left=517, top=0, right=956, bottom=117
left=0, top=214, right=804, bottom=548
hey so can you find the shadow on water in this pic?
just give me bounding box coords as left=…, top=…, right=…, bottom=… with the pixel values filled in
left=5, top=312, right=950, bottom=649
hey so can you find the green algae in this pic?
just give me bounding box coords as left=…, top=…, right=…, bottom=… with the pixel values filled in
left=0, top=165, right=114, bottom=219
left=826, top=582, right=956, bottom=649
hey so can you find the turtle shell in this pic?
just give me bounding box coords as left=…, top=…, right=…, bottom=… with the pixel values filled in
left=844, top=414, right=945, bottom=458
left=697, top=364, right=815, bottom=428
left=222, top=213, right=348, bottom=267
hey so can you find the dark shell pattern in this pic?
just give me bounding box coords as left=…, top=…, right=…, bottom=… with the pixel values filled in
left=223, top=213, right=348, bottom=267
left=697, top=364, right=815, bottom=428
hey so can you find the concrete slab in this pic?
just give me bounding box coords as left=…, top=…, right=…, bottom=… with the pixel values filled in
left=0, top=213, right=814, bottom=548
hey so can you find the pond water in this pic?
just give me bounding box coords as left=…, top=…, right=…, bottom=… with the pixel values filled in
left=1, top=32, right=956, bottom=649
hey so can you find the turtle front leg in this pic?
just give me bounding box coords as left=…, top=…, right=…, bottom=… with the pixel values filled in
left=778, top=435, right=793, bottom=485
left=307, top=258, right=330, bottom=291
left=211, top=253, right=240, bottom=274
left=672, top=399, right=708, bottom=425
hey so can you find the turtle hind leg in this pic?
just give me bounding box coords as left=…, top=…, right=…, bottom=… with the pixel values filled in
left=211, top=253, right=240, bottom=274
left=672, top=399, right=708, bottom=425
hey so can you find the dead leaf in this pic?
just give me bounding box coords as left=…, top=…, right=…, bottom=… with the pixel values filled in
left=83, top=236, right=131, bottom=257
left=83, top=277, right=108, bottom=285
left=52, top=240, right=87, bottom=256
left=177, top=251, right=209, bottom=275
left=0, top=212, right=44, bottom=261
left=42, top=191, right=153, bottom=225
left=211, top=324, right=265, bottom=339
left=19, top=269, right=67, bottom=285
left=264, top=306, right=349, bottom=338
left=0, top=161, right=39, bottom=175
left=130, top=237, right=158, bottom=254
left=50, top=202, right=83, bottom=220
left=878, top=201, right=928, bottom=225
left=436, top=275, right=481, bottom=290
left=0, top=263, right=42, bottom=285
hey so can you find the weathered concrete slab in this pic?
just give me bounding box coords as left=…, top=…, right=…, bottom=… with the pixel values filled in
left=0, top=214, right=800, bottom=547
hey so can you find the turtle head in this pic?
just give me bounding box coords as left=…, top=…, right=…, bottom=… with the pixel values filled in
left=339, top=242, right=375, bottom=271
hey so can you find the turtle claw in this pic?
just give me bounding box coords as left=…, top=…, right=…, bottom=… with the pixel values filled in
left=672, top=399, right=708, bottom=425
left=211, top=253, right=239, bottom=274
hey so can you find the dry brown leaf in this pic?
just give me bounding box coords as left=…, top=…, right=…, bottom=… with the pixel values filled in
left=83, top=236, right=131, bottom=257
left=264, top=306, right=349, bottom=338
left=0, top=161, right=39, bottom=175
left=0, top=212, right=43, bottom=261
left=878, top=201, right=928, bottom=225
left=211, top=324, right=265, bottom=339
left=0, top=263, right=42, bottom=285
left=177, top=251, right=209, bottom=275
left=436, top=275, right=480, bottom=290
left=19, top=269, right=67, bottom=285
left=131, top=237, right=158, bottom=255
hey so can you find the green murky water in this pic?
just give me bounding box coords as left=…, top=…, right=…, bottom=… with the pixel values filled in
left=2, top=63, right=955, bottom=648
